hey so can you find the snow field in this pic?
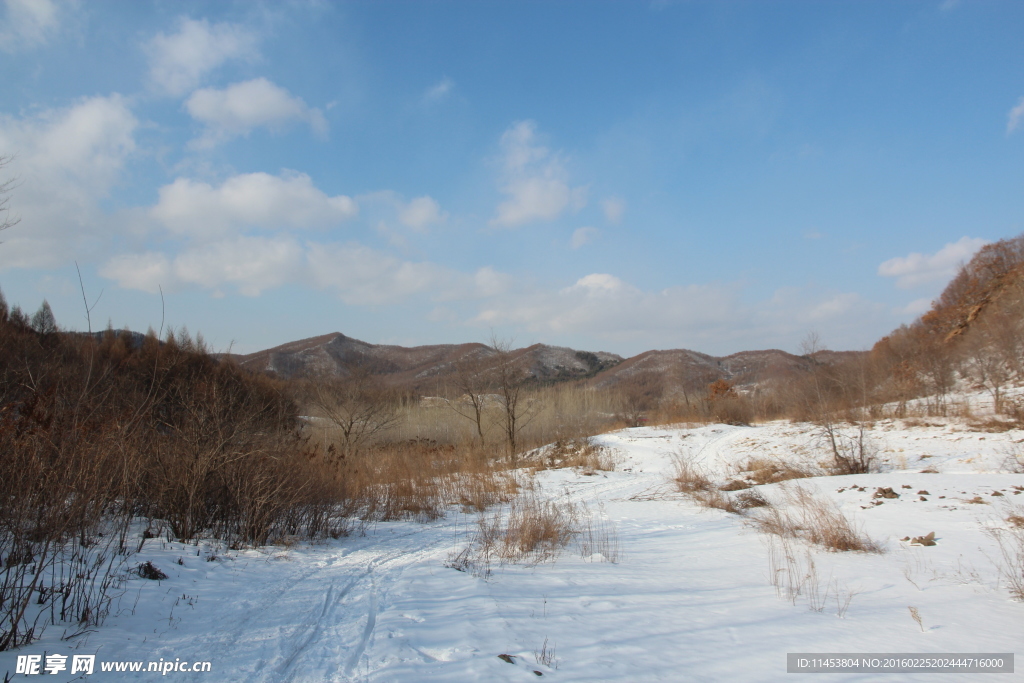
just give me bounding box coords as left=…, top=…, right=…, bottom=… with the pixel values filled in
left=2, top=410, right=1023, bottom=682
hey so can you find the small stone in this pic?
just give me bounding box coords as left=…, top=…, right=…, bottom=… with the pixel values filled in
left=991, top=491, right=1004, bottom=497
left=917, top=490, right=930, bottom=495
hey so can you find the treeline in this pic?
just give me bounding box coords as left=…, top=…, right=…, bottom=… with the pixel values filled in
left=0, top=296, right=347, bottom=650
left=871, top=233, right=1024, bottom=417
left=0, top=295, right=531, bottom=650
left=601, top=234, right=1024, bottom=430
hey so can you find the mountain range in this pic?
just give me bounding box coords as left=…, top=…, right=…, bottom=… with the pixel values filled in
left=223, top=333, right=843, bottom=394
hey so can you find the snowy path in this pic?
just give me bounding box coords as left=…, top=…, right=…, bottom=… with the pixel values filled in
left=3, top=420, right=1023, bottom=681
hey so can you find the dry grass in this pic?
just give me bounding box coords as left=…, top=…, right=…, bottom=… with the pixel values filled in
left=394, top=383, right=622, bottom=456
left=737, top=457, right=815, bottom=486
left=672, top=453, right=776, bottom=515
left=671, top=454, right=715, bottom=493
left=303, top=429, right=520, bottom=522
left=535, top=637, right=557, bottom=669
left=447, top=490, right=619, bottom=576
left=748, top=484, right=882, bottom=553
left=764, top=535, right=859, bottom=616
left=985, top=506, right=1024, bottom=600
left=534, top=438, right=617, bottom=474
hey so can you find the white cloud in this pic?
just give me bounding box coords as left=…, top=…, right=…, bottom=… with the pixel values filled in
left=145, top=17, right=259, bottom=97
left=471, top=270, right=891, bottom=354
left=571, top=226, right=598, bottom=249
left=473, top=274, right=745, bottom=346
left=306, top=243, right=457, bottom=305
left=1007, top=96, right=1024, bottom=134
left=102, top=237, right=500, bottom=305
left=490, top=121, right=587, bottom=228
left=472, top=266, right=514, bottom=298
left=398, top=195, right=446, bottom=231
left=99, top=252, right=171, bottom=293
left=901, top=297, right=934, bottom=316
left=600, top=196, right=625, bottom=224
left=877, top=236, right=988, bottom=289
left=101, top=235, right=306, bottom=296
left=0, top=95, right=138, bottom=268
left=423, top=77, right=454, bottom=103
left=185, top=78, right=327, bottom=148
left=570, top=273, right=626, bottom=293
left=151, top=171, right=357, bottom=239
left=0, top=0, right=64, bottom=52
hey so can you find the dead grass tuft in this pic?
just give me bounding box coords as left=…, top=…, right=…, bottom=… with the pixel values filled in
left=671, top=453, right=776, bottom=515
left=536, top=438, right=616, bottom=474
left=671, top=454, right=715, bottom=493
left=448, top=490, right=619, bottom=576
left=987, top=506, right=1024, bottom=600
left=738, top=457, right=814, bottom=486
left=748, top=484, right=882, bottom=553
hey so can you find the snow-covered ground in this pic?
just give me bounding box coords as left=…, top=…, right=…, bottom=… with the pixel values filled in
left=3, top=404, right=1023, bottom=681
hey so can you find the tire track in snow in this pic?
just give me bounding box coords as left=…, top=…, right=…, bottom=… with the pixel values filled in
left=277, top=570, right=369, bottom=682
left=344, top=570, right=378, bottom=676
left=260, top=531, right=451, bottom=682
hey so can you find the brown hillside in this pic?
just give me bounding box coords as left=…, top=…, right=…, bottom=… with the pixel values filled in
left=919, top=234, right=1024, bottom=342
left=224, top=333, right=624, bottom=392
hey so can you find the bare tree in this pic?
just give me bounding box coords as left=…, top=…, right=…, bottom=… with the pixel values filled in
left=617, top=371, right=663, bottom=427
left=308, top=368, right=400, bottom=457
left=490, top=335, right=541, bottom=463
left=964, top=318, right=1013, bottom=414
left=0, top=154, right=20, bottom=234
left=800, top=333, right=874, bottom=474
left=444, top=347, right=494, bottom=445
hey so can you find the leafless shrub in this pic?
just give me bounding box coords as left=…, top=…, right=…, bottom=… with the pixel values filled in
left=135, top=562, right=167, bottom=581
left=735, top=488, right=770, bottom=509
left=816, top=423, right=877, bottom=475
left=1002, top=442, right=1024, bottom=474
left=985, top=506, right=1024, bottom=600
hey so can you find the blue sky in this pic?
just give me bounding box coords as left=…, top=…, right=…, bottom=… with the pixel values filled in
left=1, top=0, right=1023, bottom=357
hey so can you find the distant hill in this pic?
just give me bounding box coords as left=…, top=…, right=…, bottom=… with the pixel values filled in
left=585, top=347, right=837, bottom=393
left=222, top=332, right=850, bottom=395
left=222, top=333, right=624, bottom=392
